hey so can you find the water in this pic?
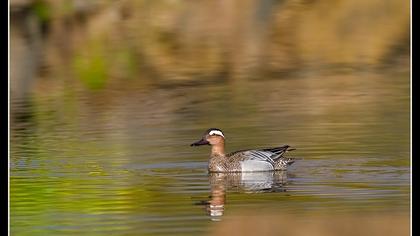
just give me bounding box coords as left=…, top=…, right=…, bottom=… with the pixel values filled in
left=10, top=69, right=410, bottom=235
left=10, top=0, right=410, bottom=234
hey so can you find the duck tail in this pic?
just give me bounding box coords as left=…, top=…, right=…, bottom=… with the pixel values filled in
left=274, top=157, right=295, bottom=170
left=285, top=157, right=295, bottom=165
left=282, top=146, right=295, bottom=165
left=287, top=147, right=296, bottom=152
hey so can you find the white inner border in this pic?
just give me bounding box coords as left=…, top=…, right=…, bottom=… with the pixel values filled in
left=209, top=130, right=224, bottom=138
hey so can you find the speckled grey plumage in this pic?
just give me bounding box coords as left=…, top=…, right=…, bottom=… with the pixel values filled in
left=208, top=145, right=295, bottom=172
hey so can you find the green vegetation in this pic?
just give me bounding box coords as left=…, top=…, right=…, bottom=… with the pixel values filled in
left=73, top=39, right=108, bottom=90
left=32, top=0, right=51, bottom=24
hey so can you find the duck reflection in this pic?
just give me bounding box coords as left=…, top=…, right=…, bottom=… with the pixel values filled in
left=204, top=171, right=288, bottom=219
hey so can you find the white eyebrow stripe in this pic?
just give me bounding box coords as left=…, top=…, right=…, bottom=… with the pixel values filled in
left=209, top=130, right=224, bottom=137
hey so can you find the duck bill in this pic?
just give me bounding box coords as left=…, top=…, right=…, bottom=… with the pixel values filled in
left=190, top=138, right=210, bottom=146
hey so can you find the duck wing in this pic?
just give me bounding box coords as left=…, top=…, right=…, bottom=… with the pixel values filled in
left=228, top=149, right=276, bottom=164
left=227, top=145, right=294, bottom=163
left=259, top=145, right=293, bottom=160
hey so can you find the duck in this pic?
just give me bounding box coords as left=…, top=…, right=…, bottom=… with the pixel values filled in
left=190, top=128, right=295, bottom=172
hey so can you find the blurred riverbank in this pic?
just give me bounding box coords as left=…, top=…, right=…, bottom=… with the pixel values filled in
left=11, top=0, right=410, bottom=99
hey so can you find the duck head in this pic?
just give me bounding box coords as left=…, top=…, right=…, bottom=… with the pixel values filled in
left=190, top=128, right=225, bottom=147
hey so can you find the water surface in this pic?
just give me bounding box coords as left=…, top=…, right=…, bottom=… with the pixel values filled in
left=10, top=69, right=410, bottom=235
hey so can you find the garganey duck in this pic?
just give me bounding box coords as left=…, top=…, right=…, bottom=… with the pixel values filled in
left=190, top=128, right=295, bottom=172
